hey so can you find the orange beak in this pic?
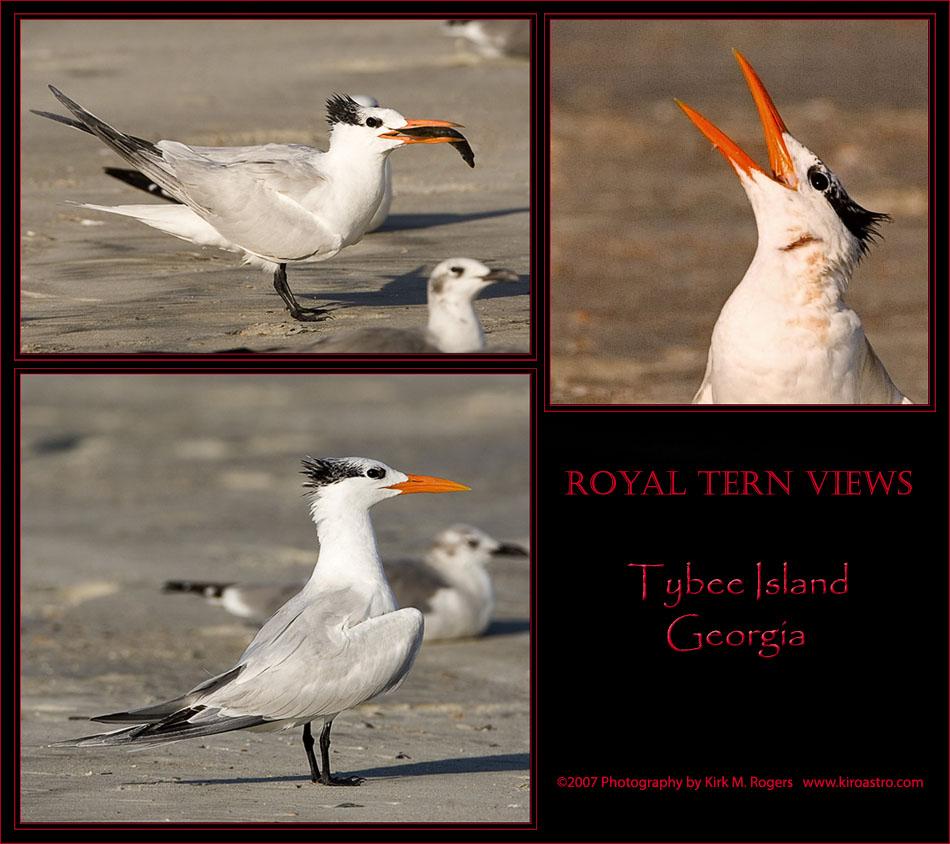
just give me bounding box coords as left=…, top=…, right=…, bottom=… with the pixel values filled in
left=380, top=118, right=465, bottom=145
left=387, top=474, right=470, bottom=494
left=676, top=49, right=797, bottom=189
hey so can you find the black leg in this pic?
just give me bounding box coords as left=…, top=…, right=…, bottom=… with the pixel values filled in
left=301, top=722, right=320, bottom=783
left=316, top=720, right=364, bottom=786
left=272, top=263, right=333, bottom=322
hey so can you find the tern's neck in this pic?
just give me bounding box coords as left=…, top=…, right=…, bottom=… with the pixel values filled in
left=744, top=231, right=855, bottom=307
left=325, top=129, right=392, bottom=171
left=305, top=497, right=396, bottom=615
left=427, top=292, right=485, bottom=353
left=321, top=134, right=390, bottom=235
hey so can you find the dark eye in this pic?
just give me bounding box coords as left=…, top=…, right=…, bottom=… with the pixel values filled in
left=467, top=538, right=480, bottom=548
left=365, top=117, right=382, bottom=129
left=450, top=265, right=464, bottom=275
left=366, top=467, right=385, bottom=479
left=808, top=167, right=829, bottom=192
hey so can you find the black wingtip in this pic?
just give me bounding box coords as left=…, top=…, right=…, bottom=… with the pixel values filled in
left=162, top=580, right=231, bottom=598
left=90, top=710, right=135, bottom=724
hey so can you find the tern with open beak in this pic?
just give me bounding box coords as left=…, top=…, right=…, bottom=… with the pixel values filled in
left=52, top=457, right=469, bottom=786
left=34, top=90, right=473, bottom=322
left=677, top=50, right=912, bottom=404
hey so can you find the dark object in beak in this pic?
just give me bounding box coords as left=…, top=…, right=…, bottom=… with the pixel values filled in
left=394, top=126, right=475, bottom=168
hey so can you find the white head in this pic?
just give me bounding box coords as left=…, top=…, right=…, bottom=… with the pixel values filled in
left=301, top=456, right=469, bottom=522
left=425, top=259, right=520, bottom=352
left=325, top=93, right=465, bottom=156
left=677, top=51, right=888, bottom=286
left=428, top=258, right=519, bottom=302
left=429, top=524, right=528, bottom=568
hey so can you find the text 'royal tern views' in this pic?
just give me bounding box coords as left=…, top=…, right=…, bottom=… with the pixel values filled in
left=302, top=259, right=520, bottom=353
left=164, top=524, right=528, bottom=640
left=53, top=457, right=469, bottom=786
left=677, top=50, right=911, bottom=404
left=33, top=89, right=473, bottom=322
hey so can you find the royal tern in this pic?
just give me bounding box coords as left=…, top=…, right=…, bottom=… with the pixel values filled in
left=52, top=457, right=469, bottom=786
left=300, top=258, right=520, bottom=353
left=442, top=20, right=531, bottom=58
left=100, top=95, right=394, bottom=234
left=164, top=524, right=528, bottom=640
left=677, top=50, right=911, bottom=404
left=33, top=88, right=473, bottom=322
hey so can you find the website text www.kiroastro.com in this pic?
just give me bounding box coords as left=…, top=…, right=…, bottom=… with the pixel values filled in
left=556, top=776, right=925, bottom=791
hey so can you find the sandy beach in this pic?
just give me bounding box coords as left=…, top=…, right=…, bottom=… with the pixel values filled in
left=551, top=19, right=928, bottom=403
left=19, top=374, right=531, bottom=823
left=20, top=19, right=530, bottom=353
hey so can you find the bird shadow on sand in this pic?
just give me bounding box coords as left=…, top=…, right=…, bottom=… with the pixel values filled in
left=295, top=264, right=528, bottom=309
left=158, top=752, right=529, bottom=787
left=483, top=618, right=530, bottom=637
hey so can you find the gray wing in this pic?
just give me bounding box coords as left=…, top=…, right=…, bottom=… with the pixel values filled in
left=62, top=601, right=316, bottom=731
left=55, top=594, right=424, bottom=746
left=53, top=665, right=270, bottom=747
left=38, top=87, right=338, bottom=261
left=207, top=591, right=425, bottom=721
left=155, top=141, right=339, bottom=260
left=384, top=559, right=450, bottom=613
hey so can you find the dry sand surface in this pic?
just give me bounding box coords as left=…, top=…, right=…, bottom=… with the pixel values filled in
left=20, top=19, right=530, bottom=353
left=551, top=20, right=929, bottom=404
left=19, top=374, right=530, bottom=823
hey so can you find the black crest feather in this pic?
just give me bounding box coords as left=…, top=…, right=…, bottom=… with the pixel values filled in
left=326, top=94, right=362, bottom=127
left=301, top=457, right=365, bottom=489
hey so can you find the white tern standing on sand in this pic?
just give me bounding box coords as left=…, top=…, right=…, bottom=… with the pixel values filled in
left=53, top=457, right=469, bottom=786
left=34, top=89, right=474, bottom=322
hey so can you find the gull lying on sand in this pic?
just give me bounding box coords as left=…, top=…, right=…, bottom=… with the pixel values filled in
left=165, top=523, right=528, bottom=639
